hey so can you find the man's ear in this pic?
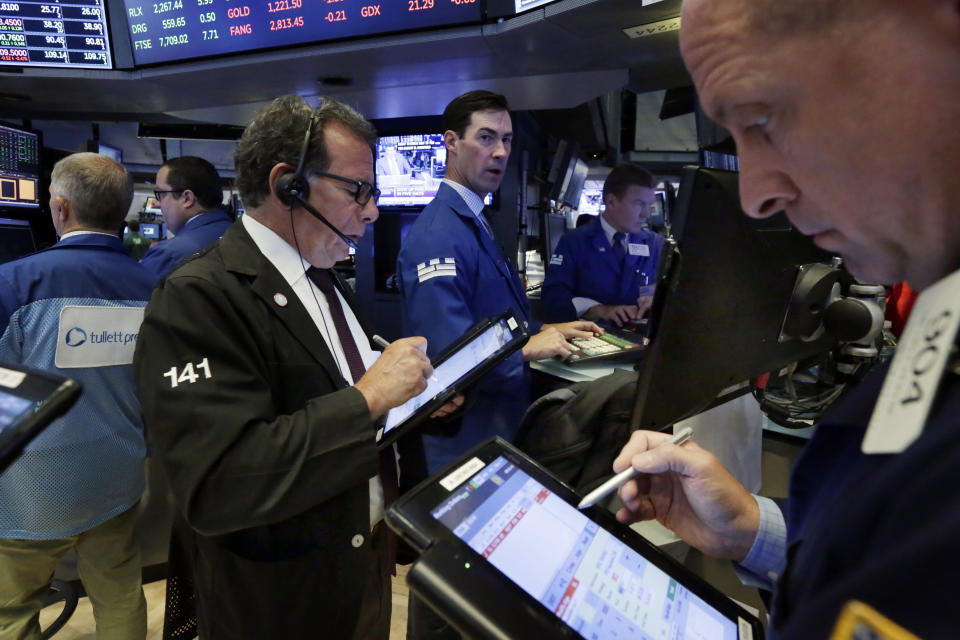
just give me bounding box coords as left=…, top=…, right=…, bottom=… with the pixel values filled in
left=443, top=130, right=459, bottom=154
left=181, top=189, right=198, bottom=209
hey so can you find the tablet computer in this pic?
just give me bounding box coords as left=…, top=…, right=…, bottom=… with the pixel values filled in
left=377, top=310, right=529, bottom=449
left=0, top=364, right=82, bottom=474
left=387, top=437, right=764, bottom=640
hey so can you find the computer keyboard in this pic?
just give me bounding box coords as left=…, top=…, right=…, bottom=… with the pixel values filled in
left=566, top=331, right=646, bottom=364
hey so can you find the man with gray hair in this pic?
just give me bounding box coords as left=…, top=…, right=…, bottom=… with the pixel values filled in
left=0, top=152, right=154, bottom=639
left=613, top=0, right=960, bottom=638
left=135, top=95, right=444, bottom=639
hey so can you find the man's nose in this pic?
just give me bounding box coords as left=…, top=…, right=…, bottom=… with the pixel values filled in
left=737, top=144, right=799, bottom=218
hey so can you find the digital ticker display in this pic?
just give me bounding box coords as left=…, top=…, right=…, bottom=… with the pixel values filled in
left=122, top=0, right=482, bottom=66
left=0, top=0, right=112, bottom=68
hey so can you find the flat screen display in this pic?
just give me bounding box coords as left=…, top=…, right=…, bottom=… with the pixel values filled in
left=376, top=134, right=445, bottom=208
left=140, top=222, right=161, bottom=239
left=0, top=217, right=36, bottom=263
left=0, top=123, right=40, bottom=211
left=576, top=178, right=604, bottom=215
left=121, top=0, right=482, bottom=66
left=431, top=455, right=739, bottom=639
left=376, top=133, right=493, bottom=208
left=0, top=0, right=111, bottom=68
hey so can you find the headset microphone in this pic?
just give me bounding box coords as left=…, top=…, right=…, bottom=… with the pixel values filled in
left=276, top=114, right=359, bottom=252
left=283, top=188, right=359, bottom=251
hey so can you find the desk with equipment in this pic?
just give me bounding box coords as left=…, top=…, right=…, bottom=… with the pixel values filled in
left=389, top=166, right=843, bottom=639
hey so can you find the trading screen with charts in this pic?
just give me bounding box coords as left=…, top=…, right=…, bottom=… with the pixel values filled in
left=0, top=123, right=40, bottom=210
left=431, top=456, right=738, bottom=640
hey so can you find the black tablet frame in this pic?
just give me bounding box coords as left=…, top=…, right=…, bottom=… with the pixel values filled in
left=0, top=364, right=82, bottom=475
left=377, top=311, right=529, bottom=449
left=387, top=437, right=764, bottom=639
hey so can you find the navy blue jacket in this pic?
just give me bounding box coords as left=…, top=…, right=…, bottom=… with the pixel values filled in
left=540, top=216, right=664, bottom=322
left=768, top=361, right=960, bottom=639
left=397, top=183, right=539, bottom=473
left=140, top=208, right=233, bottom=279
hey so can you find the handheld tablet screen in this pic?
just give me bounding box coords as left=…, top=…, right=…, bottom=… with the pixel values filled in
left=430, top=456, right=739, bottom=640
left=0, top=391, right=32, bottom=434
left=382, top=317, right=516, bottom=437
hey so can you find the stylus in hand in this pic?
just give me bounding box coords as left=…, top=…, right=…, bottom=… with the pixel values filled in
left=372, top=334, right=439, bottom=384
left=577, top=427, right=694, bottom=510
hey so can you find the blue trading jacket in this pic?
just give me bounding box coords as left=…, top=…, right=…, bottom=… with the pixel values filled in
left=0, top=234, right=155, bottom=539
left=540, top=215, right=664, bottom=322
left=397, top=183, right=539, bottom=473
left=140, top=208, right=233, bottom=279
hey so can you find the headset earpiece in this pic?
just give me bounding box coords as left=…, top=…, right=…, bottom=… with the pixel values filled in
left=276, top=114, right=316, bottom=206
left=276, top=172, right=308, bottom=205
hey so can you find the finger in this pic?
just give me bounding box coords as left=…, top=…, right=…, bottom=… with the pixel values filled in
left=612, top=431, right=674, bottom=471
left=630, top=441, right=700, bottom=477
left=403, top=336, right=428, bottom=352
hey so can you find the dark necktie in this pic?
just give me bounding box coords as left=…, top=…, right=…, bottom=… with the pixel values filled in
left=307, top=267, right=366, bottom=382
left=307, top=267, right=399, bottom=571
left=612, top=232, right=626, bottom=262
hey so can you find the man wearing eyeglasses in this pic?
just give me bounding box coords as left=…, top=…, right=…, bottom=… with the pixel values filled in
left=134, top=95, right=440, bottom=639
left=139, top=156, right=233, bottom=279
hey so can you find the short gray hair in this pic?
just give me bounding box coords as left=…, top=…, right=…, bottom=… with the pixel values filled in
left=234, top=95, right=377, bottom=209
left=50, top=152, right=133, bottom=231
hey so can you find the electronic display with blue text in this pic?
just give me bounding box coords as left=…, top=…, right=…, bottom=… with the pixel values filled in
left=121, top=0, right=482, bottom=66
left=0, top=0, right=111, bottom=68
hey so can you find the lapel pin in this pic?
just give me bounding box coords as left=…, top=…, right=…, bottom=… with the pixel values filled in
left=273, top=293, right=288, bottom=307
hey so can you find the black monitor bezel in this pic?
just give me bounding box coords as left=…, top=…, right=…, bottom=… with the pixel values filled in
left=387, top=436, right=765, bottom=639
left=631, top=166, right=835, bottom=430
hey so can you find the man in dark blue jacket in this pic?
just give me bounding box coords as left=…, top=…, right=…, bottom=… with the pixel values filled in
left=613, top=1, right=960, bottom=638
left=541, top=163, right=665, bottom=324
left=397, top=91, right=599, bottom=475
left=140, top=156, right=233, bottom=279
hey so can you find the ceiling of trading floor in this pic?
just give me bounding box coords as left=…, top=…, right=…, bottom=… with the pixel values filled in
left=0, top=0, right=687, bottom=124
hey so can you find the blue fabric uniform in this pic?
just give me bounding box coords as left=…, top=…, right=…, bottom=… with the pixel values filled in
left=540, top=216, right=664, bottom=322
left=765, top=359, right=960, bottom=639
left=397, top=183, right=540, bottom=473
left=140, top=208, right=233, bottom=279
left=0, top=234, right=155, bottom=539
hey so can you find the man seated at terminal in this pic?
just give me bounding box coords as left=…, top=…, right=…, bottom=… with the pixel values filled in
left=540, top=163, right=665, bottom=326
left=140, top=155, right=233, bottom=279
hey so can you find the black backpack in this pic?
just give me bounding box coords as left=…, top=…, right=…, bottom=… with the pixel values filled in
left=514, top=369, right=640, bottom=494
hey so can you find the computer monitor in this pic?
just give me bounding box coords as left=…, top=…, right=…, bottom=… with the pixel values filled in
left=140, top=223, right=161, bottom=240
left=376, top=134, right=493, bottom=209
left=0, top=122, right=42, bottom=215
left=0, top=218, right=37, bottom=264
left=631, top=166, right=835, bottom=430
left=576, top=178, right=605, bottom=216
left=541, top=213, right=568, bottom=263
left=376, top=134, right=446, bottom=208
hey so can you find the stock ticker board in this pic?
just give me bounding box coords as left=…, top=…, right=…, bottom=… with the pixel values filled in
left=0, top=0, right=112, bottom=68
left=122, top=0, right=482, bottom=66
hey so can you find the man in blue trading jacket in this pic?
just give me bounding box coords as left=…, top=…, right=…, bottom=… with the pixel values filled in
left=540, top=163, right=665, bottom=325
left=0, top=153, right=154, bottom=640
left=140, top=155, right=233, bottom=279
left=613, top=0, right=960, bottom=638
left=397, top=90, right=600, bottom=475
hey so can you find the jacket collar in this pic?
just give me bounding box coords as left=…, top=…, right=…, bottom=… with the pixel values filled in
left=218, top=223, right=350, bottom=388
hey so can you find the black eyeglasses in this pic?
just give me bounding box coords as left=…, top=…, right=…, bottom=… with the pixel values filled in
left=312, top=171, right=380, bottom=206
left=153, top=189, right=184, bottom=200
